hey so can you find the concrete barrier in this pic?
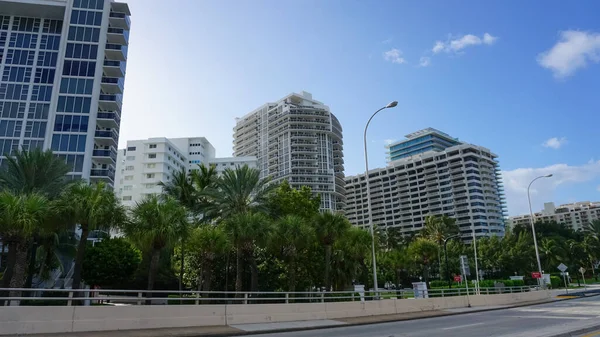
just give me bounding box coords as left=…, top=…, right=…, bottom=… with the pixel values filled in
left=0, top=290, right=551, bottom=335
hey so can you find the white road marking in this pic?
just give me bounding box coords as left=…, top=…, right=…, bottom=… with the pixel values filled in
left=505, top=315, right=592, bottom=320
left=441, top=323, right=485, bottom=330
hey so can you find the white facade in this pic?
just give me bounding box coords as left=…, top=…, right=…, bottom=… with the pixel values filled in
left=0, top=0, right=131, bottom=187
left=233, top=91, right=345, bottom=212
left=345, top=141, right=506, bottom=240
left=114, top=136, right=256, bottom=207
left=507, top=201, right=600, bottom=231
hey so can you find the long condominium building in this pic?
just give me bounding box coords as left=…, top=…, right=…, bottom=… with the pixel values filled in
left=507, top=201, right=600, bottom=231
left=345, top=128, right=506, bottom=239
left=233, top=91, right=345, bottom=212
left=114, top=136, right=256, bottom=207
left=0, top=0, right=130, bottom=187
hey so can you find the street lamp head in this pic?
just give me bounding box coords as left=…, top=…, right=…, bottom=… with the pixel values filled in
left=545, top=174, right=553, bottom=178
left=386, top=101, right=398, bottom=108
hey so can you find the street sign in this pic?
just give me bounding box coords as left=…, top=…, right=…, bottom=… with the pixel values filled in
left=557, top=263, right=568, bottom=272
left=531, top=272, right=542, bottom=279
left=579, top=267, right=586, bottom=274
left=460, top=255, right=471, bottom=276
left=454, top=275, right=462, bottom=282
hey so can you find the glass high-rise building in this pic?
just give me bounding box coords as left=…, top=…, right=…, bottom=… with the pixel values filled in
left=0, top=0, right=130, bottom=187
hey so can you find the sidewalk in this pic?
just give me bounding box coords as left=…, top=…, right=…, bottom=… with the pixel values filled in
left=30, top=298, right=559, bottom=337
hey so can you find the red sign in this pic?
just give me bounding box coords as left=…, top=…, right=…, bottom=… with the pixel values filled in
left=454, top=275, right=462, bottom=282
left=531, top=272, right=542, bottom=279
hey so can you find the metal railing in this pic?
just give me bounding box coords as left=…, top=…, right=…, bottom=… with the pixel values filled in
left=0, top=286, right=537, bottom=306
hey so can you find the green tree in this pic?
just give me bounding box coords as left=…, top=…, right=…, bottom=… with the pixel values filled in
left=421, top=215, right=458, bottom=278
left=202, top=165, right=274, bottom=218
left=265, top=181, right=320, bottom=220
left=58, top=181, right=125, bottom=292
left=331, top=227, right=371, bottom=289
left=0, top=192, right=50, bottom=299
left=82, top=238, right=141, bottom=289
left=186, top=225, right=230, bottom=292
left=35, top=230, right=77, bottom=283
left=0, top=148, right=70, bottom=291
left=313, top=211, right=350, bottom=290
left=271, top=215, right=315, bottom=292
left=125, top=195, right=188, bottom=291
left=225, top=212, right=272, bottom=293
left=539, top=237, right=565, bottom=272
left=407, top=238, right=438, bottom=287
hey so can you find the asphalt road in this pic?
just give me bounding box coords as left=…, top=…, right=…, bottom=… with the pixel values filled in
left=239, top=296, right=600, bottom=337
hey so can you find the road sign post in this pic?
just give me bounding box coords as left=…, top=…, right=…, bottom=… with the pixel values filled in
left=454, top=275, right=462, bottom=283
left=460, top=255, right=471, bottom=307
left=557, top=263, right=568, bottom=294
left=531, top=272, right=541, bottom=279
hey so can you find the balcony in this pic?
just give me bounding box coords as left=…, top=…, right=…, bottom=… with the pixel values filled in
left=109, top=11, right=131, bottom=30
left=92, top=147, right=117, bottom=164
left=105, top=43, right=128, bottom=61
left=96, top=112, right=121, bottom=128
left=103, top=60, right=126, bottom=78
left=99, top=94, right=123, bottom=111
left=101, top=77, right=124, bottom=94
left=90, top=168, right=115, bottom=184
left=107, top=27, right=129, bottom=45
left=95, top=129, right=119, bottom=146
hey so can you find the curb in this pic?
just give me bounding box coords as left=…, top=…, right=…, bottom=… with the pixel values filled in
left=193, top=295, right=592, bottom=337
left=547, top=323, right=600, bottom=337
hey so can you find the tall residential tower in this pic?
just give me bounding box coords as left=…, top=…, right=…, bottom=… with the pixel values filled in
left=0, top=0, right=130, bottom=187
left=345, top=128, right=506, bottom=240
left=233, top=92, right=345, bottom=212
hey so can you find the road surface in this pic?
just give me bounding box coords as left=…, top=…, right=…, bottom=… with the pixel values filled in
left=236, top=296, right=600, bottom=337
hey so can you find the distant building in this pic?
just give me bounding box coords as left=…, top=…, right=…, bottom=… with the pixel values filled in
left=233, top=91, right=345, bottom=212
left=345, top=128, right=506, bottom=240
left=114, top=136, right=256, bottom=207
left=507, top=201, right=600, bottom=231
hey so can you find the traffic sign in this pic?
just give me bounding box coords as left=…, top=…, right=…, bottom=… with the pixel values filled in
left=557, top=263, right=568, bottom=272
left=454, top=275, right=462, bottom=282
left=531, top=272, right=542, bottom=279
left=579, top=267, right=586, bottom=274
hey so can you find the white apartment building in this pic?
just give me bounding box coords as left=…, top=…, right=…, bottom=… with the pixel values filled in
left=233, top=91, right=345, bottom=212
left=507, top=201, right=600, bottom=231
left=0, top=0, right=131, bottom=187
left=345, top=128, right=506, bottom=240
left=114, top=136, right=256, bottom=207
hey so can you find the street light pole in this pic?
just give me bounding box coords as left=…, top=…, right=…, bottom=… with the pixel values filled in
left=363, top=101, right=398, bottom=292
left=443, top=234, right=460, bottom=289
left=527, top=174, right=553, bottom=286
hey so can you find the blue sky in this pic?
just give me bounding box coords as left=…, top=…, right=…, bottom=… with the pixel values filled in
left=119, top=0, right=600, bottom=216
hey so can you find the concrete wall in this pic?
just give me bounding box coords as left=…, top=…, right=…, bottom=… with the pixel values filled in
left=0, top=291, right=552, bottom=336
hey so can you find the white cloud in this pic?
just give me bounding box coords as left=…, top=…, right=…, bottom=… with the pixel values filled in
left=384, top=139, right=397, bottom=146
left=383, top=48, right=406, bottom=64
left=542, top=137, right=568, bottom=149
left=419, top=56, right=431, bottom=67
left=502, top=160, right=600, bottom=215
left=483, top=33, right=498, bottom=45
left=537, top=30, right=600, bottom=78
left=432, top=41, right=445, bottom=54
left=431, top=33, right=497, bottom=54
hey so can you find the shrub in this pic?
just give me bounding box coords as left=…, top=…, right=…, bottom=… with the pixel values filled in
left=430, top=280, right=449, bottom=288
left=550, top=276, right=561, bottom=288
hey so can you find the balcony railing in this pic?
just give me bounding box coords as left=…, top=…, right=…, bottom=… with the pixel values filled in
left=107, top=27, right=129, bottom=45
left=92, top=148, right=117, bottom=161
left=101, top=76, right=125, bottom=93
left=95, top=129, right=119, bottom=143
left=97, top=112, right=121, bottom=125
left=90, top=168, right=115, bottom=181
left=103, top=59, right=126, bottom=77
left=109, top=11, right=131, bottom=29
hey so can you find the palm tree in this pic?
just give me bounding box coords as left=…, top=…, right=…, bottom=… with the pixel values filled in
left=0, top=192, right=50, bottom=300
left=313, top=211, right=350, bottom=291
left=332, top=227, right=371, bottom=289
left=407, top=238, right=439, bottom=288
left=57, top=181, right=124, bottom=293
left=539, top=237, right=564, bottom=271
left=124, top=195, right=188, bottom=291
left=421, top=215, right=458, bottom=279
left=224, top=212, right=271, bottom=294
left=584, top=220, right=600, bottom=241
left=202, top=165, right=274, bottom=218
left=271, top=215, right=315, bottom=293
left=0, top=148, right=71, bottom=197
left=187, top=225, right=230, bottom=292
left=0, top=148, right=70, bottom=291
